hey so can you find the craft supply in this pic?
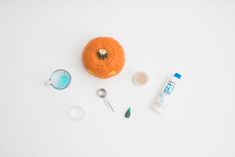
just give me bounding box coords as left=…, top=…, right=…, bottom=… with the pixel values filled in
left=46, top=69, right=71, bottom=90
left=82, top=37, right=125, bottom=79
left=132, top=71, right=149, bottom=85
left=152, top=73, right=182, bottom=112
left=125, top=107, right=131, bottom=118
left=68, top=106, right=85, bottom=121
left=97, top=88, right=115, bottom=113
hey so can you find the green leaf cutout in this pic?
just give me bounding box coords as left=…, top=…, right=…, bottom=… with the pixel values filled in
left=125, top=107, right=131, bottom=118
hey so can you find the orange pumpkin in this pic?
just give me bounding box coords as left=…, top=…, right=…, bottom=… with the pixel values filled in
left=82, top=37, right=125, bottom=79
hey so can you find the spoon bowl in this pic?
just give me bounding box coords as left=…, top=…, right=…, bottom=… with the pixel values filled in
left=97, top=88, right=107, bottom=98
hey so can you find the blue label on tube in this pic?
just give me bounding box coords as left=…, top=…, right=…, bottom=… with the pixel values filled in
left=163, top=83, right=174, bottom=95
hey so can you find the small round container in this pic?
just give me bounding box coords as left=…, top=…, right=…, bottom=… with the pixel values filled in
left=132, top=71, right=149, bottom=86
left=46, top=69, right=71, bottom=90
left=68, top=106, right=85, bottom=121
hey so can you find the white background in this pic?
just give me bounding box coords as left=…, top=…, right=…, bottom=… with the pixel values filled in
left=0, top=0, right=235, bottom=157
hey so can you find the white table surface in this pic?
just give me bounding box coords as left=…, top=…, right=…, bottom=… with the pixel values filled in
left=0, top=0, right=235, bottom=157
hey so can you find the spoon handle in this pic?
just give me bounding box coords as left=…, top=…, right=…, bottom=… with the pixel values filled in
left=103, top=99, right=112, bottom=112
left=104, top=98, right=115, bottom=113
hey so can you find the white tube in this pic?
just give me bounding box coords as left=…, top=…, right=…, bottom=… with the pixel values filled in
left=152, top=73, right=182, bottom=113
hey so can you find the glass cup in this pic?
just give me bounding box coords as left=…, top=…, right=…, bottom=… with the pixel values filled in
left=132, top=71, right=149, bottom=85
left=68, top=106, right=85, bottom=121
left=46, top=69, right=71, bottom=90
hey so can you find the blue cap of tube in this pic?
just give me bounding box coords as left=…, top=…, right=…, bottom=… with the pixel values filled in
left=174, top=73, right=181, bottom=79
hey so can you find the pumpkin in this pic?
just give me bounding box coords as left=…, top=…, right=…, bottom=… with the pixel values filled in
left=82, top=37, right=125, bottom=79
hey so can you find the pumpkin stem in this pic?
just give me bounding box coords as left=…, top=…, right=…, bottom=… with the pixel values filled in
left=97, top=49, right=108, bottom=60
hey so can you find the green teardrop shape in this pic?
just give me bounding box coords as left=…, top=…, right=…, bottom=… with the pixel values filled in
left=125, top=107, right=131, bottom=118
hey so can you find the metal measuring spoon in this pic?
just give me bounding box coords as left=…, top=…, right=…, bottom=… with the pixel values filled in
left=97, top=88, right=115, bottom=113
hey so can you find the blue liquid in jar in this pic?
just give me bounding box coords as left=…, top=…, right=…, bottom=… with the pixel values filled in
left=49, top=69, right=71, bottom=90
